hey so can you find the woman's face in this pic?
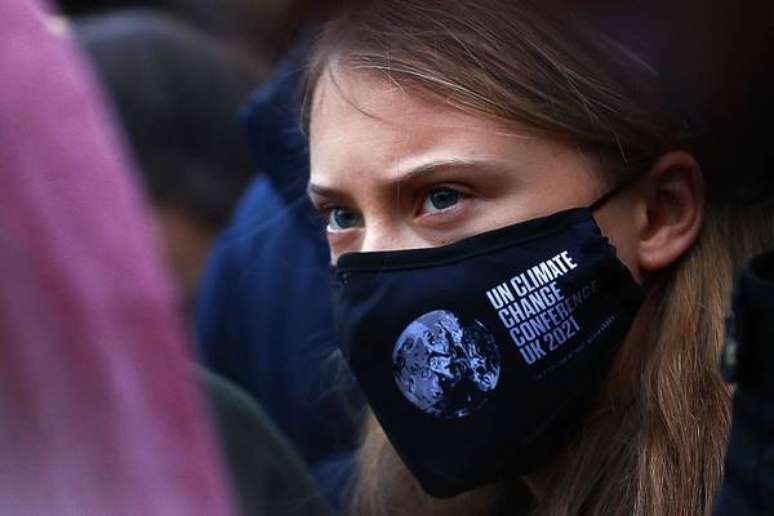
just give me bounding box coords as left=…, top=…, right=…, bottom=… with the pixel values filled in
left=309, top=70, right=641, bottom=271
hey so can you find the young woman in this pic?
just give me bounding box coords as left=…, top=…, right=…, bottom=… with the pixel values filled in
left=304, top=1, right=774, bottom=514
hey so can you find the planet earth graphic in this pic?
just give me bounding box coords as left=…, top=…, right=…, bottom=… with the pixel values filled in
left=392, top=310, right=501, bottom=419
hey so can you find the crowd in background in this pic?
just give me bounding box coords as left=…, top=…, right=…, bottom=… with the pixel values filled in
left=2, top=0, right=355, bottom=514
left=66, top=2, right=362, bottom=508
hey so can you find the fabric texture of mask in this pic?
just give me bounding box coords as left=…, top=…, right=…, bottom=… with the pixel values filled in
left=332, top=206, right=645, bottom=497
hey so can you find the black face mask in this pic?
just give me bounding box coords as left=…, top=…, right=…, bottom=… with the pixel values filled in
left=332, top=188, right=645, bottom=498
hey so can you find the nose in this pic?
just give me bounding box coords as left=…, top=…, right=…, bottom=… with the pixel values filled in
left=329, top=219, right=415, bottom=266
left=359, top=220, right=430, bottom=254
left=360, top=220, right=405, bottom=253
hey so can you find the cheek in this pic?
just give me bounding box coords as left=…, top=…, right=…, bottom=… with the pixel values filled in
left=594, top=203, right=642, bottom=281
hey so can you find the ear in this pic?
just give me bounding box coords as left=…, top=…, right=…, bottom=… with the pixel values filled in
left=635, top=151, right=705, bottom=272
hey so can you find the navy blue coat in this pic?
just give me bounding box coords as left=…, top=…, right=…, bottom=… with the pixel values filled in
left=714, top=250, right=774, bottom=515
left=195, top=43, right=362, bottom=507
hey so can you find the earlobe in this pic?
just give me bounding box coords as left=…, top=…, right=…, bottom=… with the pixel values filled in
left=636, top=151, right=705, bottom=272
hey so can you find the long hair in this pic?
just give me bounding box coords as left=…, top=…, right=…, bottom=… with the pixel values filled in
left=305, top=1, right=774, bottom=515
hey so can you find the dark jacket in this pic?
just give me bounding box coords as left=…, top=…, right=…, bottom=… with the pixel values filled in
left=195, top=41, right=362, bottom=509
left=199, top=367, right=333, bottom=516
left=714, top=250, right=774, bottom=515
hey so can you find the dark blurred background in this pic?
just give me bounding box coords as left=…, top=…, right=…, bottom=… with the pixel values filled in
left=58, top=0, right=342, bottom=61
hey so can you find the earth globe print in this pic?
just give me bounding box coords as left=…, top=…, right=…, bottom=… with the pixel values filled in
left=392, top=310, right=501, bottom=419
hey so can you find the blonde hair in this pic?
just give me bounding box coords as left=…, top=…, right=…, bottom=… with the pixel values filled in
left=305, top=1, right=774, bottom=514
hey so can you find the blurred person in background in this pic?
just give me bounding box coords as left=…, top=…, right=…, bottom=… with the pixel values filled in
left=194, top=1, right=365, bottom=509
left=70, top=0, right=365, bottom=507
left=0, top=0, right=234, bottom=513
left=715, top=248, right=774, bottom=515
left=75, top=9, right=266, bottom=312
left=59, top=0, right=291, bottom=61
left=1, top=1, right=335, bottom=514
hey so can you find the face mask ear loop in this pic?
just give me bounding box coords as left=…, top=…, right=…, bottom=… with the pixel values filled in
left=589, top=175, right=638, bottom=213
left=588, top=173, right=654, bottom=292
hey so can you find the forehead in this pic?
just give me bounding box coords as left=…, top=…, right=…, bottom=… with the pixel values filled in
left=309, top=68, right=530, bottom=185
left=310, top=68, right=502, bottom=137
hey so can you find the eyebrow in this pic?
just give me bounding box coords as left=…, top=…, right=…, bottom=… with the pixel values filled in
left=307, top=158, right=509, bottom=199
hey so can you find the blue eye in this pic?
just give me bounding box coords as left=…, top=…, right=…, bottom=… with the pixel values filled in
left=328, top=208, right=362, bottom=231
left=422, top=188, right=461, bottom=213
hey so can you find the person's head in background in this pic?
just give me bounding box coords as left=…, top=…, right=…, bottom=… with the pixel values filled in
left=76, top=10, right=265, bottom=307
left=59, top=0, right=348, bottom=63
left=305, top=1, right=774, bottom=514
